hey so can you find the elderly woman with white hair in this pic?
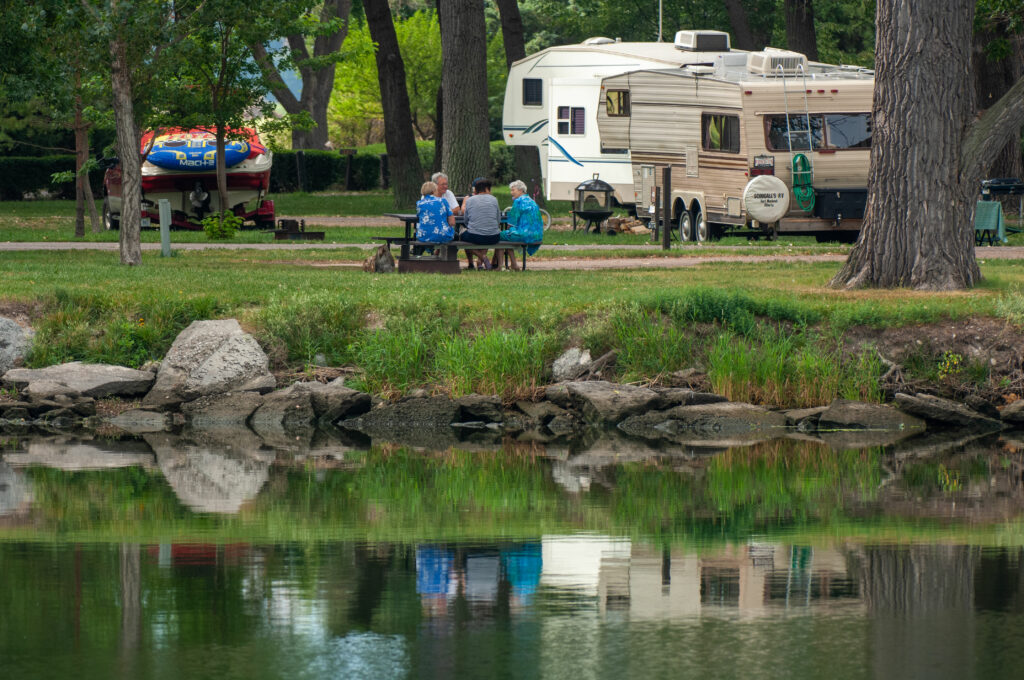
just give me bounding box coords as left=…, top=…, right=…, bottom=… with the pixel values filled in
left=495, top=179, right=543, bottom=268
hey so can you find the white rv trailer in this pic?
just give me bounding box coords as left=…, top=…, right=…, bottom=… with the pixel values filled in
left=502, top=31, right=737, bottom=206
left=596, top=48, right=874, bottom=241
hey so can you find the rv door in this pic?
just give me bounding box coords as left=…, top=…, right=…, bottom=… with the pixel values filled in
left=637, top=165, right=656, bottom=213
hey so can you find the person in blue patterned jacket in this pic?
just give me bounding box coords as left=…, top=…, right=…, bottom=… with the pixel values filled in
left=495, top=179, right=543, bottom=269
left=415, top=181, right=455, bottom=244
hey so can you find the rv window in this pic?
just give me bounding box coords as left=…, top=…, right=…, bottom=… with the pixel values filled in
left=557, top=107, right=585, bottom=135
left=824, top=113, right=872, bottom=149
left=606, top=90, right=630, bottom=117
left=523, top=78, right=542, bottom=107
left=701, top=114, right=740, bottom=154
left=765, top=115, right=824, bottom=151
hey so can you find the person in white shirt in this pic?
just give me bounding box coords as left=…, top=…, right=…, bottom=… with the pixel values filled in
left=431, top=172, right=460, bottom=215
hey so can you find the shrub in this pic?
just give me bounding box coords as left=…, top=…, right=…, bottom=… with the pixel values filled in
left=202, top=211, right=243, bottom=239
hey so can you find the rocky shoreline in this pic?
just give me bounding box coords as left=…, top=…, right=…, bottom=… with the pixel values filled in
left=3, top=318, right=1024, bottom=453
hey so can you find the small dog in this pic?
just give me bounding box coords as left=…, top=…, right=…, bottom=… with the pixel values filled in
left=363, top=244, right=396, bottom=273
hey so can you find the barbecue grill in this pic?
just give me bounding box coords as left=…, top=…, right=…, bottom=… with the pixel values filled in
left=572, top=177, right=615, bottom=233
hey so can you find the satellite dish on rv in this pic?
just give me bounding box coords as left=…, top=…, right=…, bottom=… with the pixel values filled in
left=743, top=175, right=790, bottom=223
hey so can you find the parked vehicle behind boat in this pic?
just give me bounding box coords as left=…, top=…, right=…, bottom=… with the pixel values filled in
left=102, top=127, right=275, bottom=230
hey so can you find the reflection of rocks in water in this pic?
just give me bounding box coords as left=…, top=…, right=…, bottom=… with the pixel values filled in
left=572, top=427, right=668, bottom=463
left=0, top=462, right=31, bottom=516
left=619, top=402, right=789, bottom=447
left=339, top=397, right=461, bottom=450
left=146, top=432, right=273, bottom=514
left=3, top=436, right=156, bottom=470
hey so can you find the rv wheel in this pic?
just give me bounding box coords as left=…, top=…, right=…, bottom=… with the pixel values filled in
left=102, top=198, right=120, bottom=231
left=693, top=205, right=708, bottom=243
left=677, top=210, right=693, bottom=242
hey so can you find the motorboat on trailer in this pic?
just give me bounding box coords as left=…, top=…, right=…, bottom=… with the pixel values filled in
left=102, top=127, right=275, bottom=230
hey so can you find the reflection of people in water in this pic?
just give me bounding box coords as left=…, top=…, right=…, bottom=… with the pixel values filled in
left=415, top=543, right=542, bottom=616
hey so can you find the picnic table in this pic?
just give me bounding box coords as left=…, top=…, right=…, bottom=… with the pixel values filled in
left=376, top=212, right=540, bottom=273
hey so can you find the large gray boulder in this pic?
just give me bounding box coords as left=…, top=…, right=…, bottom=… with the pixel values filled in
left=3, top=361, right=154, bottom=399
left=181, top=391, right=265, bottom=428
left=250, top=383, right=317, bottom=440
left=1001, top=399, right=1024, bottom=427
left=817, top=399, right=926, bottom=434
left=894, top=392, right=1004, bottom=433
left=290, top=379, right=372, bottom=424
left=142, top=319, right=275, bottom=410
left=552, top=348, right=592, bottom=382
left=0, top=317, right=33, bottom=376
left=619, top=401, right=789, bottom=444
left=545, top=380, right=660, bottom=424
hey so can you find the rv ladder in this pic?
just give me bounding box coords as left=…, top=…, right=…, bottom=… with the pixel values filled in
left=779, top=64, right=815, bottom=213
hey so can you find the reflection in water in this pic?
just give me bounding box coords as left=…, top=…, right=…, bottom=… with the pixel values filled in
left=3, top=432, right=1024, bottom=678
left=3, top=539, right=1024, bottom=679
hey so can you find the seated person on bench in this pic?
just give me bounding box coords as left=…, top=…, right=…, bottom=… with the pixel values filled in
left=460, top=177, right=501, bottom=270
left=496, top=179, right=544, bottom=270
left=415, top=180, right=455, bottom=253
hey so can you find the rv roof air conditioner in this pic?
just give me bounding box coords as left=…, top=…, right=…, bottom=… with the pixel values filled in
left=673, top=30, right=730, bottom=52
left=747, top=48, right=808, bottom=75
left=582, top=37, right=616, bottom=45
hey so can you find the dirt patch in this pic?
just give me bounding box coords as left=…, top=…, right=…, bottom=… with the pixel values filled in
left=841, top=317, right=1024, bottom=400
left=0, top=300, right=43, bottom=327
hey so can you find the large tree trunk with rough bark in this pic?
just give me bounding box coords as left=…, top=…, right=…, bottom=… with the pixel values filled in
left=439, top=0, right=490, bottom=193
left=364, top=0, right=423, bottom=207
left=251, top=0, right=352, bottom=150
left=784, top=0, right=818, bottom=60
left=831, top=1, right=988, bottom=290
left=494, top=0, right=545, bottom=206
left=110, top=36, right=142, bottom=266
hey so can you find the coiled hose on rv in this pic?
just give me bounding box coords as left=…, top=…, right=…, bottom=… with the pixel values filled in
left=792, top=153, right=815, bottom=212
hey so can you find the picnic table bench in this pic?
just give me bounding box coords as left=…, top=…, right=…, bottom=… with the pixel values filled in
left=371, top=236, right=542, bottom=273
left=377, top=212, right=541, bottom=273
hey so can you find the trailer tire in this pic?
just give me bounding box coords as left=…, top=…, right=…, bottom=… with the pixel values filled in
left=693, top=204, right=707, bottom=243
left=102, top=197, right=120, bottom=231
left=678, top=210, right=693, bottom=242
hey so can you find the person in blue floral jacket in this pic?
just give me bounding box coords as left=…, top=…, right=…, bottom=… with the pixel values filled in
left=495, top=179, right=543, bottom=268
left=415, top=181, right=455, bottom=244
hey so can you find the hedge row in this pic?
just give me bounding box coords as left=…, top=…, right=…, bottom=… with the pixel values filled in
left=270, top=141, right=516, bottom=193
left=0, top=156, right=103, bottom=201
left=0, top=142, right=518, bottom=199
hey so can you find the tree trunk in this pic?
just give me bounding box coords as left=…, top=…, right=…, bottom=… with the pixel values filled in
left=110, top=35, right=142, bottom=266
left=252, top=0, right=352, bottom=150
left=432, top=81, right=443, bottom=174
left=494, top=0, right=545, bottom=206
left=364, top=0, right=423, bottom=207
left=215, top=125, right=230, bottom=219
left=973, top=28, right=1024, bottom=182
left=73, top=90, right=101, bottom=234
left=830, top=0, right=981, bottom=291
left=784, top=0, right=818, bottom=61
left=73, top=103, right=86, bottom=238
left=439, top=0, right=490, bottom=192
left=723, top=0, right=768, bottom=51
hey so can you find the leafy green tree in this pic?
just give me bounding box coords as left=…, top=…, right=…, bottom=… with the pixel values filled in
left=252, top=0, right=354, bottom=150
left=329, top=11, right=443, bottom=146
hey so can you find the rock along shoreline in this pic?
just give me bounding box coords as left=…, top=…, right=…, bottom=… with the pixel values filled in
left=2, top=318, right=1023, bottom=452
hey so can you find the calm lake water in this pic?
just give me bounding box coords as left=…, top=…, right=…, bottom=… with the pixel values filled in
left=2, top=430, right=1024, bottom=679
